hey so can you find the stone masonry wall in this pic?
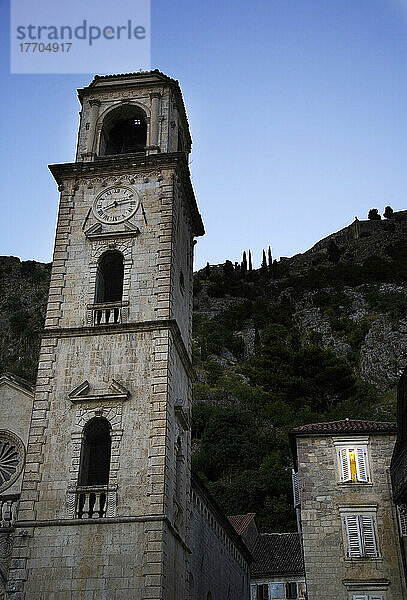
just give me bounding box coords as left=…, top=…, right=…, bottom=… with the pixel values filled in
left=297, top=433, right=406, bottom=600
left=189, top=485, right=250, bottom=600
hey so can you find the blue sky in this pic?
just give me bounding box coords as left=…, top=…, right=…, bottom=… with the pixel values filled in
left=1, top=0, right=407, bottom=269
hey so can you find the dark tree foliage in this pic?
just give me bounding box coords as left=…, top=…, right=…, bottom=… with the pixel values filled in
left=223, top=260, right=234, bottom=280
left=191, top=242, right=404, bottom=531
left=383, top=205, right=394, bottom=219
left=327, top=240, right=341, bottom=264
left=368, top=208, right=381, bottom=220
left=248, top=250, right=253, bottom=272
left=0, top=258, right=51, bottom=381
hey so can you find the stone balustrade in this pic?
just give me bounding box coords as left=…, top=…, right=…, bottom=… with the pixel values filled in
left=70, top=486, right=117, bottom=519
left=93, top=304, right=122, bottom=326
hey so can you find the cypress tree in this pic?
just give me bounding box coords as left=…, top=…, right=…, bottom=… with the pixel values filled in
left=261, top=249, right=267, bottom=272
left=268, top=246, right=272, bottom=270
left=241, top=251, right=247, bottom=276
left=248, top=250, right=253, bottom=272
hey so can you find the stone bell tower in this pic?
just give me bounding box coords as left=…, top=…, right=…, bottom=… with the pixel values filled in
left=7, top=71, right=204, bottom=599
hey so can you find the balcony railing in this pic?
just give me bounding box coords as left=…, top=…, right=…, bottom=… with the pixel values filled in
left=93, top=303, right=122, bottom=326
left=71, top=486, right=117, bottom=519
left=0, top=495, right=19, bottom=528
left=391, top=444, right=407, bottom=503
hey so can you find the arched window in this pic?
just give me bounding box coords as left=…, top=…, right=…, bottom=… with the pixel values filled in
left=99, top=105, right=147, bottom=156
left=79, top=418, right=111, bottom=486
left=95, top=251, right=124, bottom=304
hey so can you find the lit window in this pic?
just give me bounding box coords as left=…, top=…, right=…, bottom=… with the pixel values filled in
left=297, top=583, right=306, bottom=600
left=343, top=513, right=378, bottom=558
left=338, top=446, right=368, bottom=483
left=134, top=119, right=141, bottom=125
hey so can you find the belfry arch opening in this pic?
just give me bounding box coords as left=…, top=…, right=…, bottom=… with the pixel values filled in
left=99, top=105, right=147, bottom=156
left=79, top=418, right=112, bottom=486
left=95, top=250, right=124, bottom=304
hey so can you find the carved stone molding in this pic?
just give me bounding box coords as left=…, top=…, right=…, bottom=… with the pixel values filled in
left=68, top=379, right=131, bottom=404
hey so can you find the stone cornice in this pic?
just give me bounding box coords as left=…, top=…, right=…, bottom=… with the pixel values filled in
left=48, top=152, right=204, bottom=237
left=13, top=514, right=191, bottom=553
left=42, top=318, right=195, bottom=381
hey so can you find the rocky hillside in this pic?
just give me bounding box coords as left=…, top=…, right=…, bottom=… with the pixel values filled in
left=0, top=257, right=50, bottom=380
left=2, top=214, right=407, bottom=531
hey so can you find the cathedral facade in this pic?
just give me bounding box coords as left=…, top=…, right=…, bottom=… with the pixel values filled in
left=0, top=71, right=251, bottom=600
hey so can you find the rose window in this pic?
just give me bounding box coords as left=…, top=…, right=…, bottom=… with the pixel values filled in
left=0, top=432, right=25, bottom=493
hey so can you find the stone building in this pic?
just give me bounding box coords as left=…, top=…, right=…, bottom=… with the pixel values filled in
left=290, top=419, right=406, bottom=600
left=0, top=373, right=34, bottom=595
left=390, top=365, right=407, bottom=587
left=0, top=70, right=251, bottom=599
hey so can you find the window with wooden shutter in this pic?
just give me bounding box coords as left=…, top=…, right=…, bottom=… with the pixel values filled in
left=398, top=505, right=407, bottom=536
left=345, top=514, right=363, bottom=557
left=344, top=513, right=378, bottom=558
left=286, top=582, right=297, bottom=599
left=340, top=448, right=351, bottom=481
left=339, top=446, right=369, bottom=483
left=356, top=447, right=368, bottom=482
left=257, top=584, right=269, bottom=600
left=292, top=470, right=300, bottom=507
left=360, top=515, right=378, bottom=557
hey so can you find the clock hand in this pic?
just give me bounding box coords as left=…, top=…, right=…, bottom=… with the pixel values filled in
left=102, top=200, right=120, bottom=211
left=102, top=198, right=135, bottom=211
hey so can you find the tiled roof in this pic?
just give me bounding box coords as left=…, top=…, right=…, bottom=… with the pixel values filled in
left=251, top=533, right=304, bottom=576
left=90, top=69, right=177, bottom=85
left=291, top=419, right=396, bottom=435
left=228, top=513, right=256, bottom=536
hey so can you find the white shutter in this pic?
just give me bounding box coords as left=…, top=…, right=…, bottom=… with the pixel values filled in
left=345, top=514, right=362, bottom=557
left=352, top=596, right=368, bottom=600
left=369, top=595, right=383, bottom=600
left=360, top=515, right=378, bottom=557
left=292, top=470, right=300, bottom=507
left=356, top=447, right=368, bottom=482
left=398, top=505, right=407, bottom=536
left=340, top=448, right=351, bottom=481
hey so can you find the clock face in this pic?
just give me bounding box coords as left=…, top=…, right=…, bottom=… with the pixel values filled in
left=92, top=186, right=140, bottom=224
